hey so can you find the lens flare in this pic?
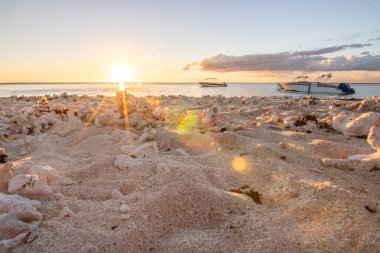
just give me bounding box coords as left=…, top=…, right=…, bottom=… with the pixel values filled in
left=175, top=111, right=215, bottom=152
left=231, top=156, right=250, bottom=173
left=177, top=111, right=198, bottom=135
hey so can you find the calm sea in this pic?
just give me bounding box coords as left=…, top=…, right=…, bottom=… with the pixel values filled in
left=0, top=83, right=379, bottom=98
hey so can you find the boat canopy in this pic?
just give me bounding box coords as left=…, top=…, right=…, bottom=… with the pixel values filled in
left=314, top=73, right=332, bottom=83
left=293, top=76, right=308, bottom=81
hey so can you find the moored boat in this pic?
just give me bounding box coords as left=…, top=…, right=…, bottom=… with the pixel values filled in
left=199, top=78, right=228, bottom=87
left=278, top=74, right=355, bottom=94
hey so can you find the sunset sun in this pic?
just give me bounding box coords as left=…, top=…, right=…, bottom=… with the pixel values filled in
left=110, top=64, right=134, bottom=90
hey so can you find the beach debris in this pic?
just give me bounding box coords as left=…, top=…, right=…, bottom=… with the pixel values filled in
left=54, top=192, right=65, bottom=200
left=8, top=174, right=52, bottom=196
left=0, top=148, right=7, bottom=163
left=58, top=206, right=75, bottom=219
left=200, top=106, right=219, bottom=126
left=280, top=186, right=299, bottom=199
left=136, top=132, right=154, bottom=145
left=20, top=106, right=35, bottom=116
left=114, top=155, right=143, bottom=170
left=173, top=148, right=189, bottom=156
left=119, top=204, right=130, bottom=213
left=0, top=192, right=42, bottom=252
left=60, top=92, right=68, bottom=99
left=110, top=129, right=138, bottom=142
left=51, top=103, right=68, bottom=115
left=119, top=203, right=130, bottom=220
left=116, top=92, right=153, bottom=115
left=332, top=112, right=379, bottom=137
left=230, top=186, right=262, bottom=204
left=0, top=163, right=13, bottom=191
left=239, top=108, right=266, bottom=118
left=120, top=214, right=130, bottom=220
left=364, top=205, right=377, bottom=213
left=110, top=189, right=125, bottom=200
left=133, top=142, right=159, bottom=158
left=347, top=97, right=380, bottom=112
left=293, top=114, right=318, bottom=127
left=79, top=243, right=99, bottom=253
left=322, top=154, right=380, bottom=171
left=11, top=163, right=72, bottom=185
left=322, top=117, right=380, bottom=171
left=0, top=100, right=64, bottom=138
left=94, top=111, right=120, bottom=127
left=152, top=107, right=166, bottom=120
left=120, top=144, right=135, bottom=155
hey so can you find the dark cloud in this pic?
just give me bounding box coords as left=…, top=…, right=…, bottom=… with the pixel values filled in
left=369, top=37, right=380, bottom=41
left=293, top=44, right=371, bottom=56
left=184, top=44, right=380, bottom=72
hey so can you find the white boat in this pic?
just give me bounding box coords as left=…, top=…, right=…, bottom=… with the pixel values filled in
left=278, top=74, right=355, bottom=95
left=199, top=78, right=228, bottom=87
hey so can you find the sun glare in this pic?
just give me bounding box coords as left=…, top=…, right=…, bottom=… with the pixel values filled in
left=110, top=64, right=134, bottom=90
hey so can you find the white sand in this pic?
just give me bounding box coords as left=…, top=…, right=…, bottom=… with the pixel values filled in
left=0, top=94, right=379, bottom=252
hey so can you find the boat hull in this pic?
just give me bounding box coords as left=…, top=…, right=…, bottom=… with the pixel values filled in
left=199, top=82, right=228, bottom=87
left=278, top=82, right=353, bottom=94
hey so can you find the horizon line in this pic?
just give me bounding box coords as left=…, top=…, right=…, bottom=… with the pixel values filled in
left=1, top=81, right=380, bottom=85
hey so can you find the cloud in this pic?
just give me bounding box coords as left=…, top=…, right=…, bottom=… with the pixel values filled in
left=184, top=44, right=380, bottom=72
left=369, top=37, right=380, bottom=41
left=292, top=43, right=371, bottom=56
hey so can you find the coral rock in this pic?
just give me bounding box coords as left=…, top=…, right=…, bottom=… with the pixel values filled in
left=120, top=144, right=135, bottom=155
left=152, top=107, right=166, bottom=120
left=322, top=117, right=380, bottom=171
left=133, top=142, right=159, bottom=158
left=8, top=174, right=52, bottom=196
left=332, top=112, right=379, bottom=137
left=119, top=204, right=130, bottom=213
left=110, top=189, right=125, bottom=200
left=0, top=162, right=13, bottom=191
left=114, top=155, right=143, bottom=170
left=58, top=207, right=75, bottom=219
left=0, top=193, right=42, bottom=252
left=136, top=132, right=154, bottom=145
left=52, top=103, right=68, bottom=115
left=94, top=111, right=120, bottom=127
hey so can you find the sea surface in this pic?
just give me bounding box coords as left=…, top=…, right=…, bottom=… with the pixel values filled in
left=0, top=83, right=379, bottom=99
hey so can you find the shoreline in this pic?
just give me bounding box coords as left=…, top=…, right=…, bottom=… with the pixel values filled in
left=0, top=93, right=379, bottom=252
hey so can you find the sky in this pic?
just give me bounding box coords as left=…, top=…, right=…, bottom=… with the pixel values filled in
left=1, top=0, right=380, bottom=83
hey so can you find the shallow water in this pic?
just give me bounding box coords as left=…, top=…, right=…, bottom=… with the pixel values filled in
left=0, top=82, right=379, bottom=98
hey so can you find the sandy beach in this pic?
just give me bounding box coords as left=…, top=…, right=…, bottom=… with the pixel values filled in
left=0, top=93, right=379, bottom=252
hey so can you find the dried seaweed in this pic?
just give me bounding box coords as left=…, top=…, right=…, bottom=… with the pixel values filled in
left=230, top=186, right=262, bottom=204
left=294, top=114, right=318, bottom=126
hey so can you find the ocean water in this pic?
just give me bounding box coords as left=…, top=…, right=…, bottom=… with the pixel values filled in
left=0, top=83, right=379, bottom=98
